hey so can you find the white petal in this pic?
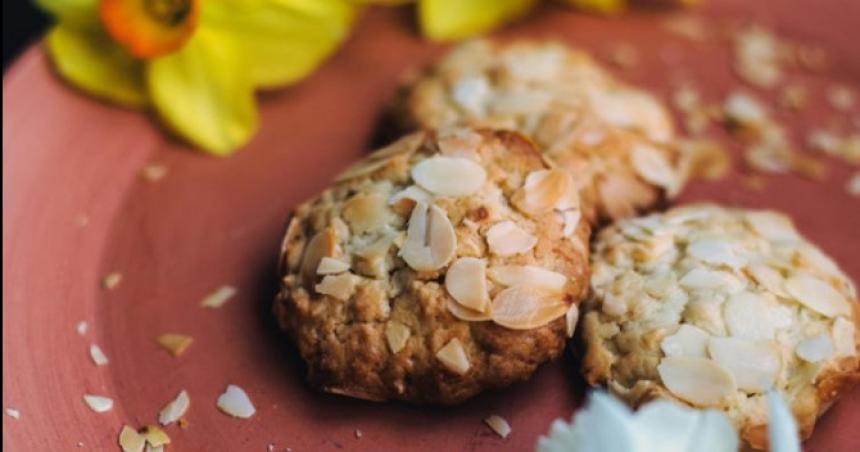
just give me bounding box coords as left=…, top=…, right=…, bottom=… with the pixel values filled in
left=766, top=391, right=801, bottom=452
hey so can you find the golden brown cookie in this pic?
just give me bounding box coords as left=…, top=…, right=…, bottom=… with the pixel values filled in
left=275, top=128, right=590, bottom=404
left=581, top=204, right=860, bottom=448
left=387, top=39, right=684, bottom=223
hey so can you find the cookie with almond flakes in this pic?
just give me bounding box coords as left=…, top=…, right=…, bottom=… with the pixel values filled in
left=274, top=128, right=589, bottom=404
left=387, top=39, right=685, bottom=223
left=582, top=203, right=860, bottom=448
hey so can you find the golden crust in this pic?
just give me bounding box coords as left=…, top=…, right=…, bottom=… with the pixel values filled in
left=275, top=129, right=591, bottom=404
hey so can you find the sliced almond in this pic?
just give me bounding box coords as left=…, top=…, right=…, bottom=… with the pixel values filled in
left=561, top=209, right=582, bottom=237
left=342, top=193, right=389, bottom=235
left=657, top=356, right=736, bottom=407
left=200, top=285, right=237, bottom=308
left=158, top=390, right=190, bottom=426
left=631, top=144, right=677, bottom=190
left=744, top=211, right=799, bottom=242
left=388, top=185, right=432, bottom=206
left=119, top=425, right=146, bottom=452
left=437, top=129, right=484, bottom=158
left=745, top=263, right=786, bottom=296
left=796, top=333, right=835, bottom=363
left=724, top=291, right=784, bottom=340
left=315, top=273, right=358, bottom=301
left=687, top=238, right=746, bottom=269
left=156, top=334, right=193, bottom=357
left=513, top=169, right=572, bottom=216
left=491, top=286, right=568, bottom=330
left=317, top=257, right=350, bottom=275
left=300, top=228, right=336, bottom=289
left=487, top=265, right=567, bottom=292
left=484, top=415, right=512, bottom=439
left=82, top=395, right=113, bottom=413
left=411, top=156, right=486, bottom=197
left=216, top=385, right=255, bottom=419
left=385, top=321, right=411, bottom=354
left=565, top=304, right=579, bottom=338
left=90, top=344, right=108, bottom=366
left=832, top=317, right=857, bottom=357
left=139, top=425, right=170, bottom=447
left=661, top=324, right=710, bottom=358
left=436, top=338, right=470, bottom=375
left=485, top=221, right=537, bottom=257
left=445, top=257, right=489, bottom=312
left=679, top=268, right=743, bottom=292
left=446, top=298, right=492, bottom=322
left=399, top=202, right=457, bottom=271
left=784, top=275, right=850, bottom=318
left=708, top=337, right=781, bottom=393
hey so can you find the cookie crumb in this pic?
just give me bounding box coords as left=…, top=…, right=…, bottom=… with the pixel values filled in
left=484, top=415, right=511, bottom=438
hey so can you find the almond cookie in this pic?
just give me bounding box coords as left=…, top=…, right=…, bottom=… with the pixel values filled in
left=274, top=128, right=590, bottom=404
left=582, top=204, right=859, bottom=448
left=388, top=39, right=684, bottom=223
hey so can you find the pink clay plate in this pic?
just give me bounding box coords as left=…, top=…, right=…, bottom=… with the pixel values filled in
left=3, top=2, right=859, bottom=450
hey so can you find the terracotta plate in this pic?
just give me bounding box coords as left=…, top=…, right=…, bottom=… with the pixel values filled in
left=3, top=2, right=859, bottom=450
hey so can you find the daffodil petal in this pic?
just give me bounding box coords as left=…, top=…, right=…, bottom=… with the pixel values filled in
left=146, top=28, right=257, bottom=155
left=418, top=0, right=537, bottom=42
left=560, top=0, right=627, bottom=15
left=202, top=0, right=358, bottom=88
left=35, top=0, right=99, bottom=26
left=45, top=23, right=147, bottom=107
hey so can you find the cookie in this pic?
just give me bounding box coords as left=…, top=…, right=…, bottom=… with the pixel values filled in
left=581, top=204, right=860, bottom=448
left=274, top=128, right=590, bottom=404
left=387, top=39, right=685, bottom=222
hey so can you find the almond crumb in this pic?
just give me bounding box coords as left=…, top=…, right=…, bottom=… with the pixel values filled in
left=156, top=334, right=194, bottom=357
left=102, top=272, right=122, bottom=290
left=484, top=415, right=512, bottom=438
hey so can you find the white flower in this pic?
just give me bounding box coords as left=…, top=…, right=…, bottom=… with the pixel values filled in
left=537, top=391, right=799, bottom=452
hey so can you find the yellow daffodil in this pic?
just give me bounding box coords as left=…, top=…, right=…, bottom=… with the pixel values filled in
left=36, top=0, right=357, bottom=155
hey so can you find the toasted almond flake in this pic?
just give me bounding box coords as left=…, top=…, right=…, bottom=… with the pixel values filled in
left=411, top=156, right=486, bottom=197
left=832, top=317, right=857, bottom=357
left=119, top=425, right=146, bottom=452
left=745, top=263, right=786, bottom=296
left=76, top=321, right=88, bottom=336
left=708, top=337, right=781, bottom=393
left=661, top=324, right=710, bottom=358
left=744, top=211, right=799, bottom=242
left=316, top=257, right=350, bottom=275
left=514, top=169, right=572, bottom=216
left=399, top=202, right=457, bottom=271
left=342, top=193, right=389, bottom=235
left=796, top=333, right=835, bottom=363
left=484, top=415, right=512, bottom=438
left=315, top=273, right=358, bottom=301
left=565, top=304, right=579, bottom=338
left=388, top=185, right=432, bottom=206
left=216, top=385, right=256, bottom=419
left=488, top=266, right=567, bottom=293
left=631, top=144, right=676, bottom=190
left=445, top=257, right=489, bottom=312
left=784, top=275, right=850, bottom=318
left=435, top=338, right=470, bottom=375
left=847, top=173, right=860, bottom=197
left=491, top=286, right=568, bottom=330
left=561, top=210, right=582, bottom=237
left=156, top=334, right=193, bottom=357
left=89, top=344, right=108, bottom=366
left=485, top=221, right=537, bottom=257
left=200, top=285, right=237, bottom=309
left=828, top=85, right=855, bottom=111
left=300, top=228, right=336, bottom=288
left=140, top=164, right=168, bottom=182
left=657, top=356, right=736, bottom=407
left=158, top=390, right=190, bottom=426
left=687, top=238, right=746, bottom=269
left=384, top=321, right=411, bottom=354
left=446, top=298, right=492, bottom=322
left=102, top=272, right=122, bottom=290
left=724, top=291, right=786, bottom=340
left=82, top=395, right=113, bottom=413
left=5, top=408, right=20, bottom=419
left=139, top=425, right=170, bottom=447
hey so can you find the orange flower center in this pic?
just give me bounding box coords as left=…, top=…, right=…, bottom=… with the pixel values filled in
left=100, top=0, right=201, bottom=59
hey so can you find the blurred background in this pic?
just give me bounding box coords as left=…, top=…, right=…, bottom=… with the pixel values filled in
left=3, top=2, right=47, bottom=67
